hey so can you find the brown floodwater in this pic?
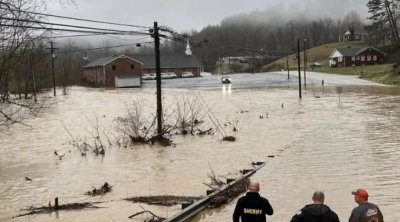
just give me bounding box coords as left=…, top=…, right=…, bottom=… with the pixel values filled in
left=1, top=74, right=400, bottom=222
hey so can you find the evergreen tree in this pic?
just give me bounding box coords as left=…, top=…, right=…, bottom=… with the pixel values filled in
left=366, top=0, right=400, bottom=44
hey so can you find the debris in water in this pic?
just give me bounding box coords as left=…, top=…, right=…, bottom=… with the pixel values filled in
left=85, top=182, right=113, bottom=196
left=208, top=178, right=249, bottom=208
left=24, top=177, right=32, bottom=181
left=13, top=198, right=102, bottom=218
left=124, top=195, right=201, bottom=206
left=222, top=136, right=236, bottom=142
left=203, top=169, right=249, bottom=208
left=128, top=208, right=165, bottom=221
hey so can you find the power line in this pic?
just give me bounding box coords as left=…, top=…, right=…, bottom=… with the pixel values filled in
left=0, top=2, right=151, bottom=30
left=0, top=40, right=154, bottom=57
left=0, top=23, right=142, bottom=35
left=0, top=17, right=151, bottom=36
left=57, top=41, right=153, bottom=54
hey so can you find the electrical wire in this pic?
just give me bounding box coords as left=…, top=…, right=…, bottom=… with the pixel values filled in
left=0, top=24, right=143, bottom=35
left=0, top=2, right=151, bottom=30
left=0, top=17, right=151, bottom=36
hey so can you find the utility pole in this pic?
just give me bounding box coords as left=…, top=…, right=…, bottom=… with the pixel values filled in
left=29, top=56, right=37, bottom=103
left=303, top=37, right=307, bottom=88
left=153, top=21, right=163, bottom=135
left=251, top=48, right=255, bottom=74
left=47, top=41, right=57, bottom=97
left=297, top=39, right=302, bottom=99
left=286, top=54, right=290, bottom=79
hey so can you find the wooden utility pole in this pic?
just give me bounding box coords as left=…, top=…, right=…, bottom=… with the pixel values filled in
left=29, top=57, right=37, bottom=103
left=153, top=22, right=163, bottom=134
left=303, top=38, right=307, bottom=88
left=251, top=48, right=255, bottom=74
left=297, top=39, right=302, bottom=99
left=286, top=54, right=290, bottom=79
left=48, top=41, right=57, bottom=97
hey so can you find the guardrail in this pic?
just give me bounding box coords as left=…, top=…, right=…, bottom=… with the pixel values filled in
left=163, top=156, right=275, bottom=222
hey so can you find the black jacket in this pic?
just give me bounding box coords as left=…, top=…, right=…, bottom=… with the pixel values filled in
left=233, top=192, right=273, bottom=222
left=349, top=202, right=384, bottom=222
left=290, top=204, right=340, bottom=222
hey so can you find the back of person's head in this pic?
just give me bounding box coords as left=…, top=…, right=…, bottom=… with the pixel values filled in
left=352, top=189, right=369, bottom=203
left=312, top=191, right=325, bottom=204
left=248, top=181, right=260, bottom=192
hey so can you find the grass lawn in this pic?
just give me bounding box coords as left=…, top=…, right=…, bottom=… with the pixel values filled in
left=312, top=63, right=400, bottom=85
left=261, top=41, right=400, bottom=86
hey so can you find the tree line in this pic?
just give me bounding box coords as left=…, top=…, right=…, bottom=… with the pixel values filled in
left=178, top=1, right=400, bottom=71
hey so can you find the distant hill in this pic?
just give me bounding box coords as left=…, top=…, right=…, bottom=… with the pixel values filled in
left=261, top=41, right=369, bottom=71
left=261, top=41, right=400, bottom=85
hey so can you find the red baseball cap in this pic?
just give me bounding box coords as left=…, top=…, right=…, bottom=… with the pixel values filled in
left=352, top=189, right=369, bottom=199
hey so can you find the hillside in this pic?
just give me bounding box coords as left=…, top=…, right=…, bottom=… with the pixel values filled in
left=261, top=41, right=400, bottom=85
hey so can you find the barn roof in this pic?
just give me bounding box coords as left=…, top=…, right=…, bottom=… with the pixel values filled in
left=83, top=55, right=143, bottom=68
left=129, top=54, right=202, bottom=69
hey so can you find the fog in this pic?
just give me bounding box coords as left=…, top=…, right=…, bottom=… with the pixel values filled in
left=48, top=0, right=369, bottom=32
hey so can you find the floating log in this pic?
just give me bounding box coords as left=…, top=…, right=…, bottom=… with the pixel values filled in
left=124, top=195, right=200, bottom=206
left=222, top=136, right=236, bottom=142
left=13, top=198, right=102, bottom=218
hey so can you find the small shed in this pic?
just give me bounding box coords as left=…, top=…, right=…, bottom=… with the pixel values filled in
left=83, top=55, right=143, bottom=87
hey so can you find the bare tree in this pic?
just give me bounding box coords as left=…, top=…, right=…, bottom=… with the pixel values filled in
left=344, top=10, right=364, bottom=41
left=0, top=0, right=48, bottom=128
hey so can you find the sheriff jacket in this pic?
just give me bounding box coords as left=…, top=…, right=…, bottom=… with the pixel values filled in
left=233, top=192, right=273, bottom=222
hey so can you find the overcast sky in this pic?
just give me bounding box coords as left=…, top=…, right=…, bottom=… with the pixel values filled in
left=48, top=0, right=369, bottom=32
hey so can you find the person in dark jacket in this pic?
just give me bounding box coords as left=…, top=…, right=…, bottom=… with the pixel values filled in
left=291, top=191, right=340, bottom=222
left=233, top=181, right=273, bottom=222
left=349, top=188, right=384, bottom=222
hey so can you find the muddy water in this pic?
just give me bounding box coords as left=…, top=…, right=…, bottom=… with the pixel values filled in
left=1, top=76, right=400, bottom=222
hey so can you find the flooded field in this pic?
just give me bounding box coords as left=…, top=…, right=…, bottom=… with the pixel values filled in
left=1, top=72, right=399, bottom=222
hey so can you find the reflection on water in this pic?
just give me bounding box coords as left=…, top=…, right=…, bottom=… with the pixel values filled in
left=222, top=84, right=232, bottom=95
left=0, top=83, right=400, bottom=222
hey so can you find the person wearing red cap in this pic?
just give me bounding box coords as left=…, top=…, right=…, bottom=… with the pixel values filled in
left=349, top=188, right=384, bottom=222
left=290, top=191, right=340, bottom=222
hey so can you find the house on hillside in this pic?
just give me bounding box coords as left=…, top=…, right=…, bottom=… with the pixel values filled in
left=329, top=46, right=385, bottom=68
left=132, top=54, right=203, bottom=77
left=83, top=55, right=143, bottom=87
left=341, top=30, right=367, bottom=42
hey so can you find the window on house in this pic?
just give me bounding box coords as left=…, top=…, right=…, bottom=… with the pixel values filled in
left=361, top=56, right=365, bottom=61
left=338, top=57, right=343, bottom=62
left=131, top=64, right=134, bottom=69
left=351, top=56, right=355, bottom=61
left=373, top=55, right=377, bottom=61
left=357, top=56, right=360, bottom=60
left=367, top=56, right=371, bottom=61
left=112, top=65, right=116, bottom=70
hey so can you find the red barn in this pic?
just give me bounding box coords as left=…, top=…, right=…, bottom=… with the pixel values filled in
left=83, top=55, right=143, bottom=87
left=329, top=46, right=385, bottom=68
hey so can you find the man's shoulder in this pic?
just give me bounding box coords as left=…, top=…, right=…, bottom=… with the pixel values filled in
left=259, top=196, right=271, bottom=203
left=237, top=195, right=247, bottom=202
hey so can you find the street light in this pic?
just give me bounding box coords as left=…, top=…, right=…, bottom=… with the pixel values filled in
left=83, top=52, right=88, bottom=62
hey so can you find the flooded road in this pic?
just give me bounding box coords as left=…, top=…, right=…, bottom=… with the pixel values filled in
left=1, top=72, right=399, bottom=222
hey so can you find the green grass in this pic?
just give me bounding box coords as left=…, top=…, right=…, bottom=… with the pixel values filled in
left=261, top=41, right=400, bottom=86
left=313, top=63, right=400, bottom=85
